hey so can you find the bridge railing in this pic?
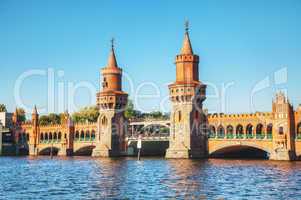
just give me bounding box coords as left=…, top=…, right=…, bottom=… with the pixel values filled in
left=209, top=133, right=273, bottom=140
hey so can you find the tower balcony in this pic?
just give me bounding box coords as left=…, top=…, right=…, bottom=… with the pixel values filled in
left=168, top=82, right=206, bottom=103
left=96, top=91, right=128, bottom=110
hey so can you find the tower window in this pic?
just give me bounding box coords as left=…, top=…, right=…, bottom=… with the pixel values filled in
left=279, top=127, right=284, bottom=135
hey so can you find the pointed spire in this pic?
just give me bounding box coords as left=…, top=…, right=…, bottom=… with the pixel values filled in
left=107, top=38, right=118, bottom=68
left=181, top=20, right=193, bottom=55
left=33, top=105, right=38, bottom=114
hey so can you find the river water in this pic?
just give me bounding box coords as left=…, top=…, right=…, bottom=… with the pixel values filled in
left=0, top=157, right=300, bottom=200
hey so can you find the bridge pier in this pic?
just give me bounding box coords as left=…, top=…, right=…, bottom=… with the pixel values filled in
left=29, top=145, right=38, bottom=156
left=57, top=147, right=73, bottom=156
left=269, top=149, right=295, bottom=161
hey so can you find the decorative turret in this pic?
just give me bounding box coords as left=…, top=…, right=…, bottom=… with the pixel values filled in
left=92, top=39, right=128, bottom=157
left=28, top=105, right=39, bottom=156
left=166, top=22, right=207, bottom=159
left=169, top=21, right=206, bottom=106
left=174, top=21, right=200, bottom=84
left=96, top=39, right=128, bottom=110
left=32, top=105, right=39, bottom=126
left=270, top=92, right=295, bottom=160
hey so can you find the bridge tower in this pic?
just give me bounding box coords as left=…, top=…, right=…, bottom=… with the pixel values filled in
left=58, top=111, right=74, bottom=156
left=165, top=22, right=207, bottom=158
left=92, top=39, right=128, bottom=157
left=270, top=92, right=296, bottom=160
left=29, top=105, right=39, bottom=156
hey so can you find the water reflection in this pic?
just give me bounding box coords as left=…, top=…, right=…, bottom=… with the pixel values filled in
left=0, top=157, right=300, bottom=199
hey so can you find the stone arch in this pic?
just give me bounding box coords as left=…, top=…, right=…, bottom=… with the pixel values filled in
left=91, top=130, right=96, bottom=140
left=45, top=132, right=49, bottom=141
left=75, top=131, right=79, bottom=140
left=267, top=123, right=273, bottom=139
left=226, top=125, right=234, bottom=139
left=38, top=147, right=60, bottom=156
left=236, top=124, right=244, bottom=139
left=217, top=125, right=225, bottom=138
left=58, top=132, right=62, bottom=141
left=54, top=132, right=57, bottom=141
left=73, top=145, right=95, bottom=156
left=49, top=132, right=53, bottom=141
left=256, top=124, right=264, bottom=139
left=246, top=124, right=253, bottom=139
left=278, top=126, right=284, bottom=135
left=80, top=130, right=85, bottom=141
left=85, top=130, right=90, bottom=141
left=209, top=142, right=271, bottom=158
left=209, top=125, right=216, bottom=138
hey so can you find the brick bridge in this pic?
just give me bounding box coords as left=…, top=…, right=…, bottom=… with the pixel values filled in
left=10, top=26, right=301, bottom=160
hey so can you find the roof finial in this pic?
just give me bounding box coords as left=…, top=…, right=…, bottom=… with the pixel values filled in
left=185, top=20, right=189, bottom=33
left=33, top=104, right=38, bottom=114
left=180, top=20, right=193, bottom=55
left=111, top=37, right=115, bottom=50
left=107, top=37, right=118, bottom=68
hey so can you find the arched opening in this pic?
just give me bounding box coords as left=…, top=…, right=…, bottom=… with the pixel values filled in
left=217, top=125, right=225, bottom=139
left=75, top=131, right=79, bottom=141
left=279, top=126, right=284, bottom=135
left=210, top=145, right=269, bottom=159
left=40, top=133, right=44, bottom=141
left=267, top=124, right=273, bottom=139
left=246, top=124, right=253, bottom=139
left=226, top=125, right=234, bottom=139
left=58, top=132, right=62, bottom=141
left=26, top=133, right=29, bottom=142
left=85, top=130, right=90, bottom=141
left=101, top=116, right=108, bottom=126
left=91, top=130, right=96, bottom=141
left=80, top=131, right=85, bottom=141
left=209, top=126, right=216, bottom=138
left=54, top=132, right=57, bottom=142
left=49, top=132, right=53, bottom=141
left=236, top=124, right=244, bottom=139
left=256, top=124, right=264, bottom=139
left=73, top=145, right=95, bottom=156
left=297, top=123, right=301, bottom=139
left=38, top=147, right=59, bottom=156
left=45, top=132, right=49, bottom=142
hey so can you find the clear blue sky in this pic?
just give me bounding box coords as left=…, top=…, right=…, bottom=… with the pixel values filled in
left=0, top=0, right=300, bottom=116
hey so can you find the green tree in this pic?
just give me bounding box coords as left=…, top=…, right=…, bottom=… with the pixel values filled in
left=0, top=104, right=7, bottom=112
left=125, top=100, right=135, bottom=119
left=39, top=113, right=61, bottom=125
left=48, top=113, right=61, bottom=124
left=72, top=106, right=99, bottom=123
left=16, top=108, right=26, bottom=122
left=124, top=100, right=141, bottom=119
left=39, top=115, right=50, bottom=126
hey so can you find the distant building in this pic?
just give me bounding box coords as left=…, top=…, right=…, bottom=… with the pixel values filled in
left=0, top=112, right=15, bottom=155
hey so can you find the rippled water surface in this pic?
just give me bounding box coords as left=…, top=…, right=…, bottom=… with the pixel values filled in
left=0, top=157, right=301, bottom=200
